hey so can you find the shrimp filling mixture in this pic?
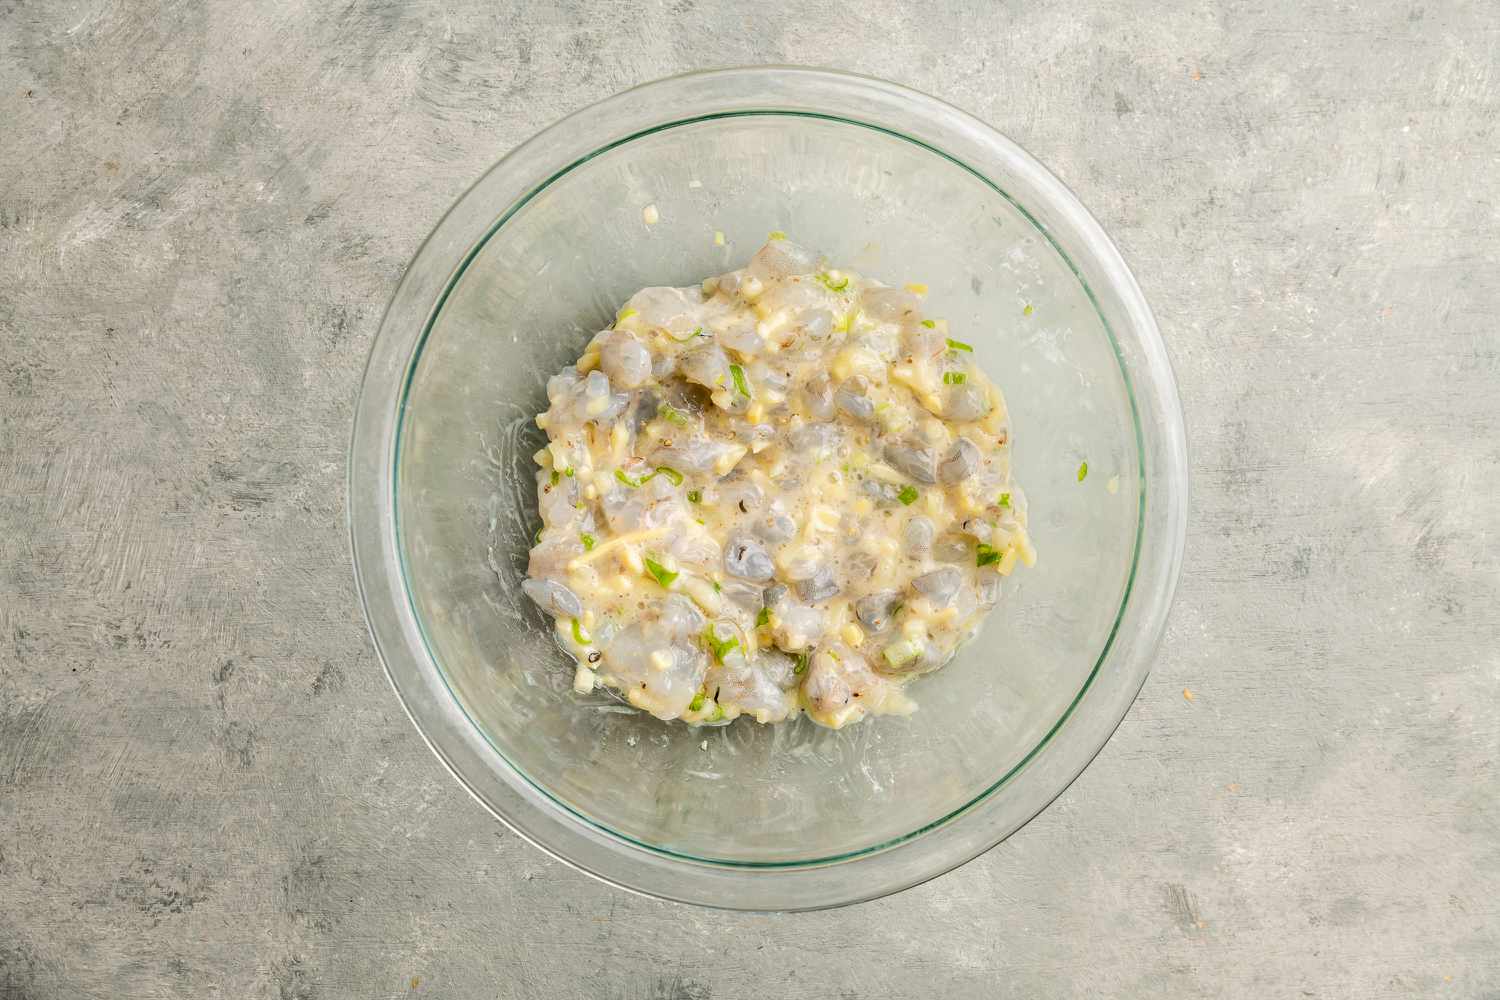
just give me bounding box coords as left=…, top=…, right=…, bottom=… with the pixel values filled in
left=523, top=238, right=1034, bottom=729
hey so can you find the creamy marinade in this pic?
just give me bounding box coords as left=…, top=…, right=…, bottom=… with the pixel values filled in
left=523, top=237, right=1035, bottom=729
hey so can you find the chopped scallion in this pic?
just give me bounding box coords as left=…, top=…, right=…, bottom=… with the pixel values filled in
left=976, top=543, right=1001, bottom=567
left=755, top=607, right=770, bottom=628
left=882, top=640, right=920, bottom=669
left=570, top=618, right=591, bottom=645
left=665, top=325, right=704, bottom=343
left=580, top=533, right=596, bottom=551
left=793, top=651, right=809, bottom=675
left=897, top=485, right=919, bottom=506
left=1077, top=461, right=1089, bottom=482
left=998, top=492, right=1011, bottom=508
left=686, top=489, right=702, bottom=503
left=689, top=691, right=706, bottom=713
left=615, top=469, right=642, bottom=488
left=768, top=230, right=787, bottom=241
left=729, top=363, right=750, bottom=398
left=943, top=371, right=967, bottom=385
left=654, top=466, right=683, bottom=486
left=644, top=556, right=678, bottom=588
left=946, top=338, right=973, bottom=352
left=704, top=626, right=738, bottom=662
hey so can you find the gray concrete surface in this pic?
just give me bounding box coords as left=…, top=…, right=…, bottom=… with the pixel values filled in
left=3, top=1, right=1498, bottom=997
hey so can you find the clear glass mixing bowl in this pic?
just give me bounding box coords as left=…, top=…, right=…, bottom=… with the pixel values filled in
left=349, top=67, right=1188, bottom=910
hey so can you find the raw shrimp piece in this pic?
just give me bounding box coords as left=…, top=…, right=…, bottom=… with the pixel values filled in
left=600, top=622, right=708, bottom=720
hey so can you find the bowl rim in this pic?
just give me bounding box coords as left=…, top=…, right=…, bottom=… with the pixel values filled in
left=349, top=65, right=1189, bottom=911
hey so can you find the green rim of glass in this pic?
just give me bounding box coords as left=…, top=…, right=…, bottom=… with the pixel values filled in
left=392, top=109, right=1147, bottom=869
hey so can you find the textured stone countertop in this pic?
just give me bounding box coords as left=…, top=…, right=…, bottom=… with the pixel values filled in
left=2, top=2, right=1497, bottom=997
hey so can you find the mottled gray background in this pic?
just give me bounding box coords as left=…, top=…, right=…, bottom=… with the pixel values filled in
left=3, top=1, right=1498, bottom=997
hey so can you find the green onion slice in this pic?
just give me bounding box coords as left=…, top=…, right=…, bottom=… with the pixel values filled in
left=665, top=325, right=704, bottom=343
left=728, top=363, right=751, bottom=398
left=644, top=557, right=678, bottom=588
left=882, top=640, right=920, bottom=669
left=704, top=625, right=739, bottom=662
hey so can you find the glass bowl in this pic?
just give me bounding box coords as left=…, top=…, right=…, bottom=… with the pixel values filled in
left=348, top=67, right=1187, bottom=910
